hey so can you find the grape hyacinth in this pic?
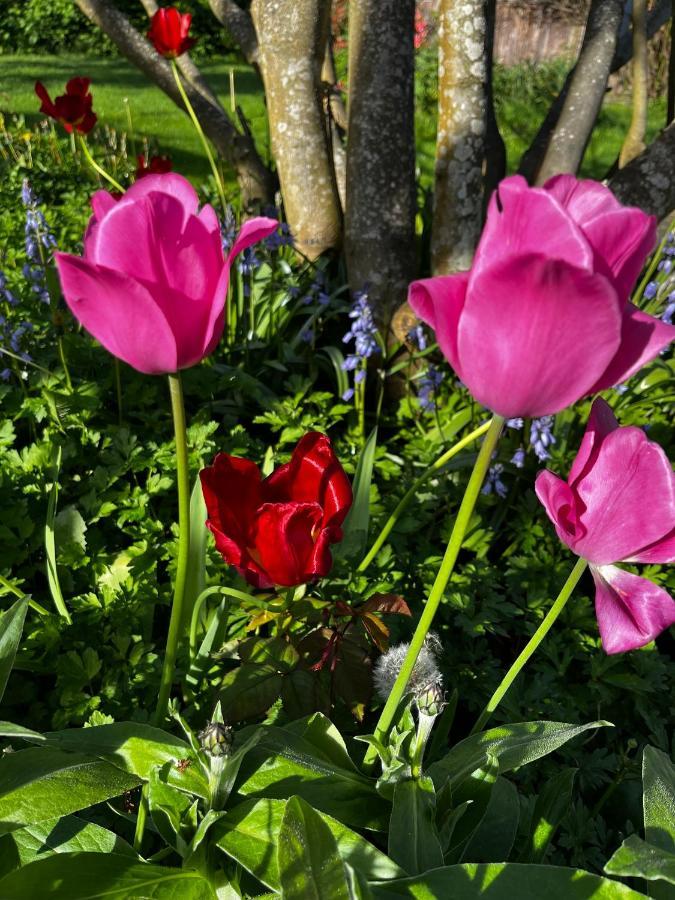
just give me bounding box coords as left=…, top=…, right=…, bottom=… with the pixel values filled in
left=21, top=179, right=56, bottom=305
left=301, top=270, right=330, bottom=307
left=341, top=289, right=379, bottom=401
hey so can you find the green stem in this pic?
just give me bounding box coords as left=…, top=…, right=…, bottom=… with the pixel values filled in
left=357, top=419, right=492, bottom=573
left=363, top=415, right=504, bottom=772
left=0, top=573, right=49, bottom=616
left=470, top=556, right=588, bottom=735
left=78, top=135, right=124, bottom=194
left=154, top=372, right=191, bottom=726
left=171, top=61, right=227, bottom=217
left=57, top=337, right=72, bottom=392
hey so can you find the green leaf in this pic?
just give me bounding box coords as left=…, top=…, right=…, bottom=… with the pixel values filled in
left=283, top=713, right=360, bottom=772
left=147, top=766, right=195, bottom=855
left=54, top=505, right=87, bottom=551
left=461, top=777, right=519, bottom=864
left=428, top=721, right=610, bottom=790
left=0, top=595, right=28, bottom=704
left=219, top=663, right=285, bottom=722
left=388, top=777, right=444, bottom=875
left=444, top=755, right=499, bottom=861
left=0, top=815, right=135, bottom=878
left=526, top=767, right=576, bottom=863
left=369, top=863, right=648, bottom=898
left=604, top=835, right=675, bottom=885
left=0, top=748, right=140, bottom=834
left=278, top=796, right=351, bottom=899
left=337, top=427, right=378, bottom=560
left=643, top=746, right=675, bottom=854
left=235, top=725, right=389, bottom=830
left=183, top=475, right=208, bottom=632
left=0, top=852, right=216, bottom=899
left=44, top=444, right=71, bottom=623
left=0, top=722, right=45, bottom=742
left=320, top=347, right=349, bottom=400
left=213, top=797, right=404, bottom=891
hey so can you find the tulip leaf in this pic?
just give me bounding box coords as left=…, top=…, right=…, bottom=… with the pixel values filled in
left=643, top=746, right=675, bottom=854
left=213, top=797, right=404, bottom=890
left=526, top=767, right=576, bottom=863
left=604, top=835, right=675, bottom=885
left=337, top=427, right=378, bottom=561
left=0, top=748, right=141, bottom=834
left=428, top=720, right=611, bottom=790
left=278, top=796, right=351, bottom=899
left=0, top=595, right=28, bottom=705
left=183, top=474, right=208, bottom=633
left=368, top=863, right=648, bottom=898
left=388, top=777, right=444, bottom=875
left=320, top=346, right=350, bottom=400
left=0, top=852, right=216, bottom=899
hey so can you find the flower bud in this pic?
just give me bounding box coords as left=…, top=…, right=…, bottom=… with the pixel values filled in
left=416, top=678, right=446, bottom=718
left=198, top=722, right=233, bottom=758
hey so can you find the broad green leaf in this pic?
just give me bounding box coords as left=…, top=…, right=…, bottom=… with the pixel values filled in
left=283, top=713, right=360, bottom=772
left=0, top=722, right=45, bottom=741
left=428, top=721, right=610, bottom=790
left=213, top=797, right=404, bottom=890
left=461, top=777, right=519, bottom=864
left=526, top=767, right=576, bottom=863
left=0, top=815, right=135, bottom=878
left=278, top=796, right=351, bottom=899
left=44, top=444, right=71, bottom=623
left=369, top=863, right=648, bottom=898
left=183, top=475, right=208, bottom=633
left=643, top=746, right=675, bottom=854
left=444, top=755, right=499, bottom=860
left=0, top=852, right=216, bottom=899
left=604, top=835, right=675, bottom=885
left=0, top=748, right=140, bottom=834
left=389, top=777, right=443, bottom=875
left=235, top=725, right=389, bottom=830
left=219, top=663, right=285, bottom=722
left=147, top=766, right=194, bottom=854
left=0, top=596, right=28, bottom=704
left=337, top=427, right=378, bottom=560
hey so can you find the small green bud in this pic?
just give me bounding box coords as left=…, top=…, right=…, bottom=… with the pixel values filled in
left=198, top=722, right=234, bottom=757
left=416, top=678, right=446, bottom=718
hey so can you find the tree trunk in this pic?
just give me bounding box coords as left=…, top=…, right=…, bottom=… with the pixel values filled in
left=345, top=0, right=416, bottom=326
left=619, top=0, right=648, bottom=167
left=609, top=122, right=675, bottom=220
left=321, top=39, right=347, bottom=210
left=75, top=0, right=274, bottom=211
left=209, top=0, right=260, bottom=66
left=251, top=0, right=342, bottom=258
left=431, top=0, right=490, bottom=275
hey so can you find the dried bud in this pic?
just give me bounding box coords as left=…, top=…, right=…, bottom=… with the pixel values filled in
left=416, top=678, right=446, bottom=718
left=373, top=633, right=443, bottom=703
left=198, top=722, right=233, bottom=758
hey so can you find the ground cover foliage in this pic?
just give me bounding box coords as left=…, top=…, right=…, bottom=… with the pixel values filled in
left=0, top=30, right=674, bottom=900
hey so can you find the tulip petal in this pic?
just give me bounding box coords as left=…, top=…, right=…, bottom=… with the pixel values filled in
left=34, top=81, right=56, bottom=117
left=627, top=528, right=675, bottom=564
left=567, top=397, right=619, bottom=487
left=543, top=174, right=624, bottom=222
left=263, top=432, right=353, bottom=529
left=123, top=172, right=200, bottom=216
left=475, top=175, right=593, bottom=278
left=589, top=304, right=675, bottom=393
left=534, top=470, right=584, bottom=550
left=408, top=274, right=468, bottom=378
left=55, top=253, right=177, bottom=375
left=591, top=564, right=675, bottom=654
left=572, top=425, right=675, bottom=564
left=227, top=217, right=280, bottom=261
left=252, top=502, right=325, bottom=587
left=90, top=189, right=117, bottom=221
left=457, top=253, right=622, bottom=418
left=200, top=453, right=262, bottom=548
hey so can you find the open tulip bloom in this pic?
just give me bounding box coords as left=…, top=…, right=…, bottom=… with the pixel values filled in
left=536, top=398, right=675, bottom=654
left=409, top=174, right=675, bottom=419
left=55, top=173, right=278, bottom=374
left=201, top=433, right=353, bottom=589
left=35, top=77, right=97, bottom=135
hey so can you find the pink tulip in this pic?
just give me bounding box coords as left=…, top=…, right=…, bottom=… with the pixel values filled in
left=410, top=174, right=674, bottom=418
left=536, top=398, right=675, bottom=654
left=55, top=173, right=278, bottom=374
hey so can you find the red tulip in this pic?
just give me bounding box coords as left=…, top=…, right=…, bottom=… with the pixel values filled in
left=536, top=398, right=675, bottom=654
left=135, top=154, right=173, bottom=179
left=34, top=78, right=97, bottom=135
left=147, top=7, right=196, bottom=59
left=200, top=433, right=353, bottom=589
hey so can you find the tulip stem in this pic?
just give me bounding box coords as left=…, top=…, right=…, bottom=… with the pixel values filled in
left=171, top=61, right=228, bottom=218
left=357, top=419, right=492, bottom=573
left=470, top=556, right=588, bottom=735
left=78, top=136, right=124, bottom=194
left=362, top=414, right=504, bottom=772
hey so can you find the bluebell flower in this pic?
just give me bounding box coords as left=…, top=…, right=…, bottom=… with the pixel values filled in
left=264, top=221, right=294, bottom=252
left=0, top=369, right=11, bottom=381
left=530, top=416, right=556, bottom=461
left=342, top=387, right=354, bottom=401
left=511, top=447, right=526, bottom=468
left=662, top=291, right=675, bottom=325
left=220, top=206, right=237, bottom=252
left=644, top=281, right=658, bottom=300
left=238, top=247, right=260, bottom=276
left=408, top=324, right=427, bottom=352
left=418, top=365, right=443, bottom=411
left=506, top=417, right=524, bottom=430
left=341, top=289, right=379, bottom=373
left=482, top=463, right=507, bottom=498
left=658, top=259, right=672, bottom=274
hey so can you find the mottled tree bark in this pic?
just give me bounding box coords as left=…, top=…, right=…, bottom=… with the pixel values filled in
left=75, top=0, right=274, bottom=210
left=346, top=0, right=416, bottom=324
left=619, top=0, right=648, bottom=167
left=533, top=0, right=624, bottom=185
left=250, top=0, right=342, bottom=258
left=431, top=0, right=489, bottom=275
left=321, top=40, right=347, bottom=210
left=609, top=122, right=675, bottom=219
left=208, top=0, right=260, bottom=66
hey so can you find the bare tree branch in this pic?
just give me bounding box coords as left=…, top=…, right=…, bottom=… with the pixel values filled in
left=251, top=0, right=342, bottom=257
left=75, top=0, right=274, bottom=210
left=345, top=0, right=416, bottom=324
left=619, top=0, right=648, bottom=167
left=431, top=0, right=490, bottom=274
left=208, top=0, right=260, bottom=66
left=484, top=0, right=506, bottom=204
left=609, top=122, right=675, bottom=218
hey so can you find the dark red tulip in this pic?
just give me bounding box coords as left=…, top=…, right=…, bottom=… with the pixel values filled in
left=34, top=78, right=97, bottom=135
left=147, top=7, right=196, bottom=59
left=135, top=153, right=173, bottom=180
left=200, top=433, right=353, bottom=589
